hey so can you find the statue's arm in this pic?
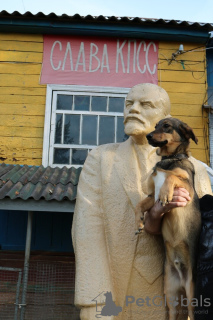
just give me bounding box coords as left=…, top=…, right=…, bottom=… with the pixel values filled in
left=72, top=147, right=112, bottom=309
left=190, top=158, right=213, bottom=197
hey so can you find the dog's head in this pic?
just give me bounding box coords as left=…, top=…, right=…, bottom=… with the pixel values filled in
left=146, top=117, right=198, bottom=156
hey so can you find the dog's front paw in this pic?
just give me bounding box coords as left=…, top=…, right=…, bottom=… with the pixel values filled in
left=159, top=187, right=173, bottom=206
left=135, top=206, right=145, bottom=235
left=135, top=215, right=145, bottom=235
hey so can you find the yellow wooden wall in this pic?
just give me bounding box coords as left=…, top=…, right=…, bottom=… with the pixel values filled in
left=0, top=33, right=45, bottom=165
left=0, top=34, right=210, bottom=165
left=158, top=42, right=209, bottom=163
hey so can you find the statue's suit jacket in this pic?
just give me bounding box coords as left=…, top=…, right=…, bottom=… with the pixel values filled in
left=72, top=137, right=212, bottom=316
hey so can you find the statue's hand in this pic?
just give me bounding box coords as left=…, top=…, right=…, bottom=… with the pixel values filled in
left=80, top=306, right=113, bottom=320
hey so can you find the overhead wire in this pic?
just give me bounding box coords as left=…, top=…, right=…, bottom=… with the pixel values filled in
left=21, top=0, right=26, bottom=12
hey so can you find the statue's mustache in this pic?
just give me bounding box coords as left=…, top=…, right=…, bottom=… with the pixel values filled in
left=124, top=115, right=145, bottom=125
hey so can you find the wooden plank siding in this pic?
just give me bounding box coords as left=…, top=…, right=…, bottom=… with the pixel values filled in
left=0, top=33, right=45, bottom=165
left=158, top=42, right=209, bottom=163
left=0, top=34, right=210, bottom=165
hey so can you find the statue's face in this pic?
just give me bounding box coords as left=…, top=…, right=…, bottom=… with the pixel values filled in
left=124, top=84, right=168, bottom=138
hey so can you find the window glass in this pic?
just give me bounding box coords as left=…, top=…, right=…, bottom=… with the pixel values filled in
left=74, top=96, right=90, bottom=111
left=117, top=117, right=128, bottom=142
left=82, top=115, right=97, bottom=145
left=55, top=114, right=63, bottom=144
left=54, top=148, right=70, bottom=164
left=91, top=96, right=107, bottom=112
left=47, top=88, right=129, bottom=167
left=99, top=116, right=115, bottom=144
left=109, top=97, right=125, bottom=113
left=72, top=149, right=88, bottom=165
left=64, top=115, right=80, bottom=144
left=57, top=95, right=73, bottom=110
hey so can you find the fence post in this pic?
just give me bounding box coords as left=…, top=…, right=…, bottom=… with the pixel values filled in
left=20, top=211, right=33, bottom=320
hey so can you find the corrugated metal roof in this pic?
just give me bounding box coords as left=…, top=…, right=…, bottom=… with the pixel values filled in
left=1, top=10, right=212, bottom=43
left=0, top=10, right=212, bottom=30
left=0, top=163, right=81, bottom=202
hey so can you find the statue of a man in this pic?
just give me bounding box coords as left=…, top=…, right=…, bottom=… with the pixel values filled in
left=72, top=83, right=212, bottom=320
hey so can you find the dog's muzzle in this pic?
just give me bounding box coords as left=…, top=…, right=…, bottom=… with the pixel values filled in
left=146, top=133, right=168, bottom=147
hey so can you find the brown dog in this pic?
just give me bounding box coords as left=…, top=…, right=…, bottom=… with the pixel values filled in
left=135, top=117, right=201, bottom=320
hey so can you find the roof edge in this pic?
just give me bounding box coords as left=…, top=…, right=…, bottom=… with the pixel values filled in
left=0, top=18, right=211, bottom=43
left=0, top=11, right=212, bottom=43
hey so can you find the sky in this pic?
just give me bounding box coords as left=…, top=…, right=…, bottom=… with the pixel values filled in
left=0, top=0, right=213, bottom=24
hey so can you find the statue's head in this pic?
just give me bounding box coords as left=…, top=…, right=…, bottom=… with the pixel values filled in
left=124, top=83, right=171, bottom=144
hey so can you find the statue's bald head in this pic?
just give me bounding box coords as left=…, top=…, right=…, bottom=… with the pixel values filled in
left=126, top=83, right=171, bottom=116
left=124, top=83, right=171, bottom=144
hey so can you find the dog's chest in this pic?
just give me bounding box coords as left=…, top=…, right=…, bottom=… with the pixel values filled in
left=152, top=170, right=166, bottom=201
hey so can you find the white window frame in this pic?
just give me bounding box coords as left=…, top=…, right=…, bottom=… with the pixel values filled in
left=42, top=84, right=130, bottom=168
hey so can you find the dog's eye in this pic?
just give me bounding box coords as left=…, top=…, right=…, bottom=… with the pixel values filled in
left=163, top=123, right=170, bottom=128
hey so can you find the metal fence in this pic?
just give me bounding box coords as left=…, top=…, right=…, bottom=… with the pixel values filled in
left=0, top=262, right=80, bottom=320
left=0, top=267, right=22, bottom=320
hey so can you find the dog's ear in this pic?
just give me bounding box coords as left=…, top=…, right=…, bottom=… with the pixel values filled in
left=179, top=122, right=198, bottom=144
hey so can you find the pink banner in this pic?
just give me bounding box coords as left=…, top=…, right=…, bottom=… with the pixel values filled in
left=40, top=35, right=158, bottom=87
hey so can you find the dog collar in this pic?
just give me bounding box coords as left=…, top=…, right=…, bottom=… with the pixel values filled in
left=162, top=153, right=189, bottom=161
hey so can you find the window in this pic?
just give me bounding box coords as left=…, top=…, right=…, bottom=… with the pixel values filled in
left=43, top=85, right=129, bottom=167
